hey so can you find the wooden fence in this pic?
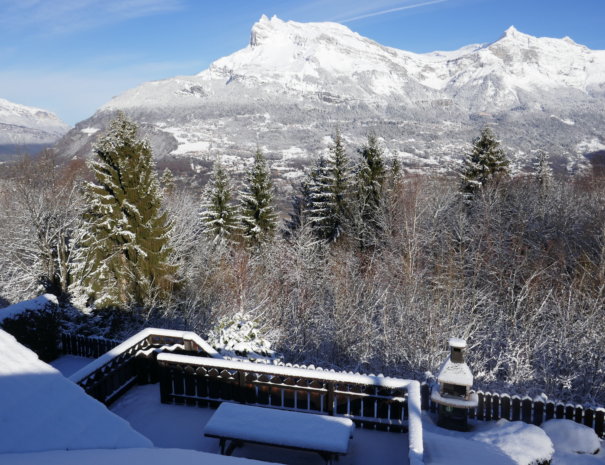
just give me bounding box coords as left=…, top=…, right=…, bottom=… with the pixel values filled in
left=61, top=333, right=121, bottom=359
left=421, top=384, right=605, bottom=438
left=157, top=353, right=413, bottom=432
left=60, top=332, right=605, bottom=438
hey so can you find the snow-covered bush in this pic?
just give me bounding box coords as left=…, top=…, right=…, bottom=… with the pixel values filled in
left=207, top=312, right=278, bottom=361
left=541, top=419, right=601, bottom=455
left=473, top=419, right=554, bottom=465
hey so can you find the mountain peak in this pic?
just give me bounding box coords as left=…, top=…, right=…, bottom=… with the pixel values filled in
left=504, top=25, right=519, bottom=35
left=499, top=25, right=532, bottom=41
left=250, top=14, right=285, bottom=46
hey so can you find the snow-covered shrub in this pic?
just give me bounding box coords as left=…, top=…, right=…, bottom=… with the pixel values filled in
left=473, top=419, right=554, bottom=465
left=541, top=419, right=601, bottom=455
left=207, top=312, right=279, bottom=361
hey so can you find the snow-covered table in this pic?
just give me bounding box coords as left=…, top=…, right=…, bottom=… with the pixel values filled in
left=204, top=403, right=355, bottom=464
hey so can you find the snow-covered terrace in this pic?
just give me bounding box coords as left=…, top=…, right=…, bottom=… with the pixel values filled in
left=45, top=354, right=605, bottom=465
left=109, top=382, right=411, bottom=465
left=53, top=353, right=415, bottom=464
left=58, top=327, right=424, bottom=463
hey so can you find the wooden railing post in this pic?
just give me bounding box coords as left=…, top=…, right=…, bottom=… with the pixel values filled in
left=420, top=383, right=430, bottom=411
left=327, top=382, right=335, bottom=415
left=159, top=361, right=170, bottom=404
left=238, top=370, right=246, bottom=404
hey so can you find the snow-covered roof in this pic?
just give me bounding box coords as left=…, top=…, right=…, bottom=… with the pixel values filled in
left=0, top=448, right=272, bottom=465
left=448, top=337, right=467, bottom=349
left=436, top=358, right=474, bottom=387
left=0, top=294, right=58, bottom=323
left=0, top=328, right=152, bottom=454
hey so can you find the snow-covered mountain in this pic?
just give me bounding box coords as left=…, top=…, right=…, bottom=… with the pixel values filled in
left=0, top=97, right=70, bottom=158
left=56, top=16, right=605, bottom=178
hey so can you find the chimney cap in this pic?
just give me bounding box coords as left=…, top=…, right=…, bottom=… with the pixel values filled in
left=449, top=338, right=467, bottom=349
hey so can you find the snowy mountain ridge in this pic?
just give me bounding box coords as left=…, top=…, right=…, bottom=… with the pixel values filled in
left=58, top=16, right=605, bottom=179
left=102, top=16, right=605, bottom=112
left=0, top=97, right=70, bottom=156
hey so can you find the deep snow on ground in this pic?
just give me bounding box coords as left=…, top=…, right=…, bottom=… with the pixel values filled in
left=0, top=448, right=272, bottom=465
left=422, top=413, right=605, bottom=465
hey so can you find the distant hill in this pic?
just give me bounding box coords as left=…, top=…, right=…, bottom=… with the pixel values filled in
left=0, top=97, right=70, bottom=160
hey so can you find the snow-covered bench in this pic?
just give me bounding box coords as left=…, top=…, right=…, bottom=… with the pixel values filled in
left=204, top=403, right=355, bottom=464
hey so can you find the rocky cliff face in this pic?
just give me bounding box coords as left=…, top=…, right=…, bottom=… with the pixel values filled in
left=55, top=16, right=605, bottom=178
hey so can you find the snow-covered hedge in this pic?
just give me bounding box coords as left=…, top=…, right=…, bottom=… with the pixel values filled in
left=0, top=294, right=61, bottom=362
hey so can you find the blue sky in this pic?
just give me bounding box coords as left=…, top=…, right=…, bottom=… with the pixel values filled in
left=1, top=0, right=603, bottom=125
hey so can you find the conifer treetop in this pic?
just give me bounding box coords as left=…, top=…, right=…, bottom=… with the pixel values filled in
left=460, top=126, right=509, bottom=197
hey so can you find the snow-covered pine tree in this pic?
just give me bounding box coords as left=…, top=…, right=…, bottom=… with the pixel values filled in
left=284, top=180, right=311, bottom=236
left=79, top=113, right=177, bottom=310
left=389, top=157, right=402, bottom=190
left=460, top=126, right=509, bottom=199
left=287, top=131, right=352, bottom=242
left=239, top=148, right=277, bottom=246
left=353, top=134, right=387, bottom=247
left=306, top=155, right=336, bottom=241
left=324, top=130, right=352, bottom=241
left=533, top=150, right=553, bottom=191
left=200, top=161, right=239, bottom=245
left=160, top=167, right=175, bottom=196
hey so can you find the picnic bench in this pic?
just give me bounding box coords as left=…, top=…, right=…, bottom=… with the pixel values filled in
left=204, top=403, right=355, bottom=464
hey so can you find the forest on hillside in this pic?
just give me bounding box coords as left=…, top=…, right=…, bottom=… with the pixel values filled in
left=0, top=115, right=604, bottom=405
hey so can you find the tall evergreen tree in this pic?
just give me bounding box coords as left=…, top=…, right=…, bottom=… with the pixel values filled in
left=284, top=180, right=310, bottom=236
left=533, top=150, right=553, bottom=191
left=324, top=130, right=352, bottom=241
left=287, top=131, right=352, bottom=242
left=160, top=167, right=175, bottom=196
left=388, top=157, right=402, bottom=189
left=306, top=155, right=335, bottom=240
left=354, top=134, right=387, bottom=246
left=239, top=148, right=277, bottom=246
left=80, top=113, right=177, bottom=309
left=200, top=161, right=238, bottom=245
left=460, top=126, right=509, bottom=198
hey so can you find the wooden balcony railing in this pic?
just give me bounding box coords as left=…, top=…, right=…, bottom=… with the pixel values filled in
left=157, top=353, right=424, bottom=465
